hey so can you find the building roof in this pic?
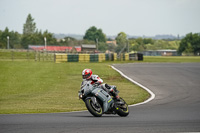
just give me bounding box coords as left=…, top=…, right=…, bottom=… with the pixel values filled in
left=81, top=44, right=96, bottom=49
left=28, top=45, right=81, bottom=52
left=106, top=40, right=117, bottom=45
left=156, top=49, right=177, bottom=52
left=145, top=50, right=177, bottom=52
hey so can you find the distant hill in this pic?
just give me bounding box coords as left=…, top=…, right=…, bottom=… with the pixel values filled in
left=53, top=33, right=83, bottom=40
left=153, top=34, right=182, bottom=40
left=128, top=34, right=184, bottom=40
left=53, top=33, right=183, bottom=40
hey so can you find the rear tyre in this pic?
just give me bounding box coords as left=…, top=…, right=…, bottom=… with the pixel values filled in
left=85, top=98, right=103, bottom=117
left=115, top=98, right=129, bottom=117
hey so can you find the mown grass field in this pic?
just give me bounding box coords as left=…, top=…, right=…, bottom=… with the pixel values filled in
left=0, top=55, right=200, bottom=114
left=0, top=61, right=150, bottom=114
left=0, top=49, right=35, bottom=60
left=143, top=56, right=200, bottom=63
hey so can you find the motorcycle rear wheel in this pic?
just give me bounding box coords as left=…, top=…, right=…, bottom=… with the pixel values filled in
left=85, top=98, right=103, bottom=117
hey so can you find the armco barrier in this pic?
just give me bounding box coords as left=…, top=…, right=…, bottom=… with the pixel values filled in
left=79, top=54, right=90, bottom=62
left=105, top=53, right=117, bottom=61
left=129, top=53, right=137, bottom=60
left=125, top=53, right=129, bottom=61
left=67, top=54, right=79, bottom=62
left=120, top=53, right=125, bottom=61
left=120, top=53, right=129, bottom=61
left=105, top=54, right=109, bottom=61
left=90, top=54, right=99, bottom=62
left=98, top=54, right=105, bottom=62
left=114, top=53, right=117, bottom=61
left=54, top=53, right=143, bottom=63
left=137, top=53, right=143, bottom=61
left=129, top=53, right=143, bottom=61
left=55, top=54, right=67, bottom=63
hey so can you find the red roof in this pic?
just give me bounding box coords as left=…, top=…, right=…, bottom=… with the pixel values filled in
left=75, top=47, right=81, bottom=52
left=29, top=45, right=81, bottom=52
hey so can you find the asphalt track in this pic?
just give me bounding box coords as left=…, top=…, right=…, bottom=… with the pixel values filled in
left=0, top=63, right=200, bottom=133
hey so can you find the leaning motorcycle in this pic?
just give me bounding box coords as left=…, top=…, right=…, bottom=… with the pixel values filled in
left=78, top=81, right=129, bottom=117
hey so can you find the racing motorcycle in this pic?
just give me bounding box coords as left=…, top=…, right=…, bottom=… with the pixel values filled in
left=78, top=81, right=129, bottom=117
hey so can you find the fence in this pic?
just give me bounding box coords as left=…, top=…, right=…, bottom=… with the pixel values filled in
left=141, top=50, right=178, bottom=56
left=0, top=49, right=34, bottom=61
left=0, top=49, right=56, bottom=62
left=0, top=49, right=143, bottom=62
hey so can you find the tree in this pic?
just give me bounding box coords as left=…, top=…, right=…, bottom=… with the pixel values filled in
left=178, top=33, right=200, bottom=55
left=21, top=30, right=57, bottom=48
left=115, top=32, right=127, bottom=53
left=10, top=31, right=22, bottom=48
left=0, top=30, right=2, bottom=48
left=115, top=32, right=127, bottom=45
left=83, top=26, right=106, bottom=42
left=23, top=14, right=36, bottom=35
left=62, top=37, right=76, bottom=46
left=42, top=30, right=57, bottom=46
left=0, top=27, right=21, bottom=49
left=143, top=38, right=154, bottom=44
left=0, top=27, right=10, bottom=48
left=108, top=43, right=116, bottom=52
left=21, top=14, right=57, bottom=48
left=98, top=42, right=108, bottom=52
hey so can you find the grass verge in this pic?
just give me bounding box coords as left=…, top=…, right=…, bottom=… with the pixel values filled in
left=143, top=56, right=200, bottom=62
left=0, top=61, right=150, bottom=114
left=1, top=56, right=199, bottom=114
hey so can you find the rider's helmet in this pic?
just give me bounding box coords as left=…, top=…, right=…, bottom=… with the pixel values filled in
left=82, top=69, right=92, bottom=79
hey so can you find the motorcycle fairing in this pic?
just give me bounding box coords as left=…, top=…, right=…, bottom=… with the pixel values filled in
left=91, top=87, right=114, bottom=113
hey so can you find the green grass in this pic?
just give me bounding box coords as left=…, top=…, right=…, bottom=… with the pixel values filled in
left=0, top=61, right=150, bottom=114
left=0, top=50, right=35, bottom=60
left=108, top=56, right=200, bottom=64
left=1, top=56, right=199, bottom=114
left=143, top=56, right=200, bottom=63
left=0, top=50, right=54, bottom=62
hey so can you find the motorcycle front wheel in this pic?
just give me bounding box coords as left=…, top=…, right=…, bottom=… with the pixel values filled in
left=85, top=98, right=103, bottom=117
left=115, top=98, right=129, bottom=117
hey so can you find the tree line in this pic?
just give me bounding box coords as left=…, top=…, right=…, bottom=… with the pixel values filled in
left=0, top=14, right=199, bottom=55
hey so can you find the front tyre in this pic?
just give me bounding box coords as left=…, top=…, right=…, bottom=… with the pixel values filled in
left=115, top=98, right=129, bottom=117
left=85, top=98, right=103, bottom=117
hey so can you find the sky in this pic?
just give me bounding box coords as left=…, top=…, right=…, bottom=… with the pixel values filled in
left=0, top=0, right=200, bottom=36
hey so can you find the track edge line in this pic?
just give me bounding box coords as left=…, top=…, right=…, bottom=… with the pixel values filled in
left=111, top=65, right=155, bottom=107
left=0, top=65, right=155, bottom=115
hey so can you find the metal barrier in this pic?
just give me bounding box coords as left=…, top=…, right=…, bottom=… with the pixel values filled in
left=0, top=49, right=143, bottom=62
left=54, top=53, right=143, bottom=63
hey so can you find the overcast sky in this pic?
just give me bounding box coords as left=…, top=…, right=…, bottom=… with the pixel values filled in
left=0, top=0, right=200, bottom=36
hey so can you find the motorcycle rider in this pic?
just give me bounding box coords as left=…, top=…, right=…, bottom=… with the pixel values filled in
left=81, top=68, right=120, bottom=99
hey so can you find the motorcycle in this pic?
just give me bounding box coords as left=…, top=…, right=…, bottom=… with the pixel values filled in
left=78, top=81, right=129, bottom=117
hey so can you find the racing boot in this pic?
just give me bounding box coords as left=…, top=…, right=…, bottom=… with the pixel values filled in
left=105, top=84, right=120, bottom=100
